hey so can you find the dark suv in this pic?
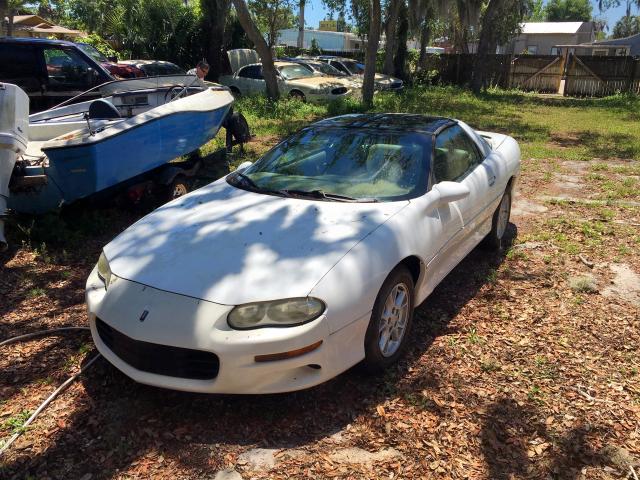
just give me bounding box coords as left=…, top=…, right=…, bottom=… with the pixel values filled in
left=0, top=37, right=113, bottom=112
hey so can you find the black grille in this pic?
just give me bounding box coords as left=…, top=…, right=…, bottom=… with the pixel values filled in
left=331, top=87, right=348, bottom=95
left=96, top=318, right=219, bottom=380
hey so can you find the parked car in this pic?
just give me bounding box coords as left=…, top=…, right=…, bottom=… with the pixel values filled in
left=118, top=60, right=186, bottom=77
left=86, top=113, right=521, bottom=394
left=76, top=43, right=145, bottom=79
left=0, top=37, right=113, bottom=111
left=316, top=55, right=404, bottom=91
left=283, top=57, right=362, bottom=90
left=219, top=49, right=352, bottom=102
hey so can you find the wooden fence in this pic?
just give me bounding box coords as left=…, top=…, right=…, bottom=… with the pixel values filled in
left=419, top=53, right=640, bottom=97
left=564, top=55, right=640, bottom=96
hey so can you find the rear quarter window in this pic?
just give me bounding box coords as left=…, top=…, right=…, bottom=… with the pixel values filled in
left=0, top=44, right=43, bottom=93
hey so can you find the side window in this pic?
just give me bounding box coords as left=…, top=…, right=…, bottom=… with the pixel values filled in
left=433, top=125, right=483, bottom=183
left=43, top=48, right=95, bottom=89
left=330, top=61, right=349, bottom=74
left=0, top=45, right=42, bottom=93
left=238, top=65, right=263, bottom=79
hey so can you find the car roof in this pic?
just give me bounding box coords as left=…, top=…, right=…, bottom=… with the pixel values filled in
left=311, top=114, right=455, bottom=134
left=0, top=37, right=76, bottom=47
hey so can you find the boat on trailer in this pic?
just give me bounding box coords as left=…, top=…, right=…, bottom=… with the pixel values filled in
left=6, top=75, right=235, bottom=216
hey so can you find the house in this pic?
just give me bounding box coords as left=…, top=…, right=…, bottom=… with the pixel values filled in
left=4, top=14, right=83, bottom=40
left=581, top=33, right=640, bottom=56
left=504, top=22, right=596, bottom=55
left=277, top=29, right=366, bottom=52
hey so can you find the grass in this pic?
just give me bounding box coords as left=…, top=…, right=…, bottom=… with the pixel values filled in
left=225, top=87, right=640, bottom=165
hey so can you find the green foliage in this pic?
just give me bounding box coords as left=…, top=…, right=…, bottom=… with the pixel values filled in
left=612, top=15, right=640, bottom=38
left=248, top=0, right=296, bottom=46
left=545, top=0, right=592, bottom=21
left=69, top=0, right=204, bottom=68
left=526, top=0, right=546, bottom=20
left=75, top=33, right=118, bottom=58
left=309, top=37, right=322, bottom=55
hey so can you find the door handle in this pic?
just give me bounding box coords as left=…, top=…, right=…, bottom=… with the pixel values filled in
left=489, top=175, right=496, bottom=186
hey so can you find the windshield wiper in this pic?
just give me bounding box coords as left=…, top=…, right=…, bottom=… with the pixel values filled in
left=230, top=172, right=292, bottom=198
left=281, top=189, right=378, bottom=203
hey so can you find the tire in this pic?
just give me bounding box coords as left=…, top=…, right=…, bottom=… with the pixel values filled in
left=363, top=266, right=415, bottom=372
left=229, top=87, right=241, bottom=98
left=484, top=187, right=512, bottom=250
left=165, top=176, right=189, bottom=202
left=289, top=90, right=306, bottom=102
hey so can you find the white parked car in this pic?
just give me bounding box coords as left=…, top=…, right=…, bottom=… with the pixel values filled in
left=315, top=56, right=404, bottom=91
left=86, top=114, right=520, bottom=394
left=219, top=49, right=352, bottom=102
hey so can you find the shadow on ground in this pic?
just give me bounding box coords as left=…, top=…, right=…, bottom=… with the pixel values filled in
left=3, top=226, right=518, bottom=479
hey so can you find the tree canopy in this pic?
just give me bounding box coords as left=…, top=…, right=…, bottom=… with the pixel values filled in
left=545, top=0, right=593, bottom=22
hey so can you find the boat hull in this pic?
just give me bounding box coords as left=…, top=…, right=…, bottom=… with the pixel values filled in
left=9, top=91, right=232, bottom=214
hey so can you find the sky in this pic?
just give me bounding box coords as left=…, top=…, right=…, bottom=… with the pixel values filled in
left=302, top=0, right=636, bottom=36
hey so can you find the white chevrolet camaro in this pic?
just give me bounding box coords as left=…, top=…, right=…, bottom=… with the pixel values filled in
left=86, top=114, right=520, bottom=394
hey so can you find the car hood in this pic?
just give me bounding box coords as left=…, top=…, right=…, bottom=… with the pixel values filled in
left=286, top=76, right=349, bottom=89
left=104, top=179, right=407, bottom=305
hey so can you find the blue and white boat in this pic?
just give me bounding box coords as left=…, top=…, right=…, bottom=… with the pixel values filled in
left=7, top=75, right=234, bottom=214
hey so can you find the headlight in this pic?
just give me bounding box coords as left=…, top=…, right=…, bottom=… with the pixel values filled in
left=96, top=252, right=112, bottom=290
left=227, top=297, right=325, bottom=330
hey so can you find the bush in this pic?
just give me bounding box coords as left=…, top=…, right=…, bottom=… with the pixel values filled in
left=75, top=33, right=119, bottom=59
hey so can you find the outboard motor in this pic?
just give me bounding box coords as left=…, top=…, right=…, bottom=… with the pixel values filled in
left=0, top=84, right=29, bottom=251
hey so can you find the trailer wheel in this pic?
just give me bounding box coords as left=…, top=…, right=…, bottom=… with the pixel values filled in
left=165, top=176, right=189, bottom=202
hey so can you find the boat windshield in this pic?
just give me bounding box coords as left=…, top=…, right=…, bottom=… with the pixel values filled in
left=229, top=127, right=430, bottom=202
left=278, top=65, right=314, bottom=80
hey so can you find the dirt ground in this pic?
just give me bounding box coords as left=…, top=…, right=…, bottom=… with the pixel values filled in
left=1, top=144, right=639, bottom=479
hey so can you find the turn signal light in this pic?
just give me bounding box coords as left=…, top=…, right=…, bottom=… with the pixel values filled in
left=254, top=340, right=323, bottom=363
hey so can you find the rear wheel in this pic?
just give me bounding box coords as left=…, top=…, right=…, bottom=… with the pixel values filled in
left=289, top=90, right=306, bottom=102
left=484, top=188, right=512, bottom=250
left=363, top=266, right=414, bottom=372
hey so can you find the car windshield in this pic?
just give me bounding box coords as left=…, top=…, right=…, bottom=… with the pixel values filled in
left=278, top=64, right=314, bottom=80
left=309, top=61, right=347, bottom=76
left=229, top=127, right=430, bottom=202
left=77, top=44, right=107, bottom=63
left=343, top=60, right=365, bottom=75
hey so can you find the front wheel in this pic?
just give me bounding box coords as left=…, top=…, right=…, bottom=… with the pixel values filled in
left=484, top=188, right=512, bottom=250
left=363, top=266, right=415, bottom=372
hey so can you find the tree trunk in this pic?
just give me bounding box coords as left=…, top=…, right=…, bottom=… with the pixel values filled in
left=232, top=0, right=280, bottom=100
left=363, top=0, right=382, bottom=107
left=471, top=0, right=502, bottom=93
left=8, top=11, right=13, bottom=36
left=297, top=0, right=305, bottom=49
left=0, top=0, right=6, bottom=37
left=393, top=1, right=408, bottom=80
left=201, top=0, right=231, bottom=81
left=418, top=21, right=431, bottom=68
left=382, top=0, right=401, bottom=75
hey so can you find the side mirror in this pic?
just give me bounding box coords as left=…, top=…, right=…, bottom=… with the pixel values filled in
left=87, top=67, right=99, bottom=85
left=433, top=181, right=470, bottom=205
left=107, top=55, right=118, bottom=63
left=236, top=161, right=253, bottom=172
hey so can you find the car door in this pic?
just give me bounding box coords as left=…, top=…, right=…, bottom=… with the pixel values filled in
left=0, top=43, right=46, bottom=112
left=40, top=46, right=104, bottom=109
left=432, top=124, right=490, bottom=263
left=236, top=65, right=265, bottom=95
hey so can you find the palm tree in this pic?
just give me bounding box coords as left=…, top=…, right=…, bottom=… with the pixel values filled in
left=297, top=0, right=305, bottom=48
left=363, top=0, right=382, bottom=107
left=232, top=0, right=280, bottom=99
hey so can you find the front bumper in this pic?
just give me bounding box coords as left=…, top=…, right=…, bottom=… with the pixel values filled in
left=306, top=89, right=352, bottom=103
left=86, top=268, right=368, bottom=393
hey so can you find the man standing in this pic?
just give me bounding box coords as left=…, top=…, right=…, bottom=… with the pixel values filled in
left=187, top=60, right=210, bottom=86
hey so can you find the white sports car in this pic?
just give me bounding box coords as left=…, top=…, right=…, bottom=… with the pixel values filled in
left=86, top=114, right=520, bottom=394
